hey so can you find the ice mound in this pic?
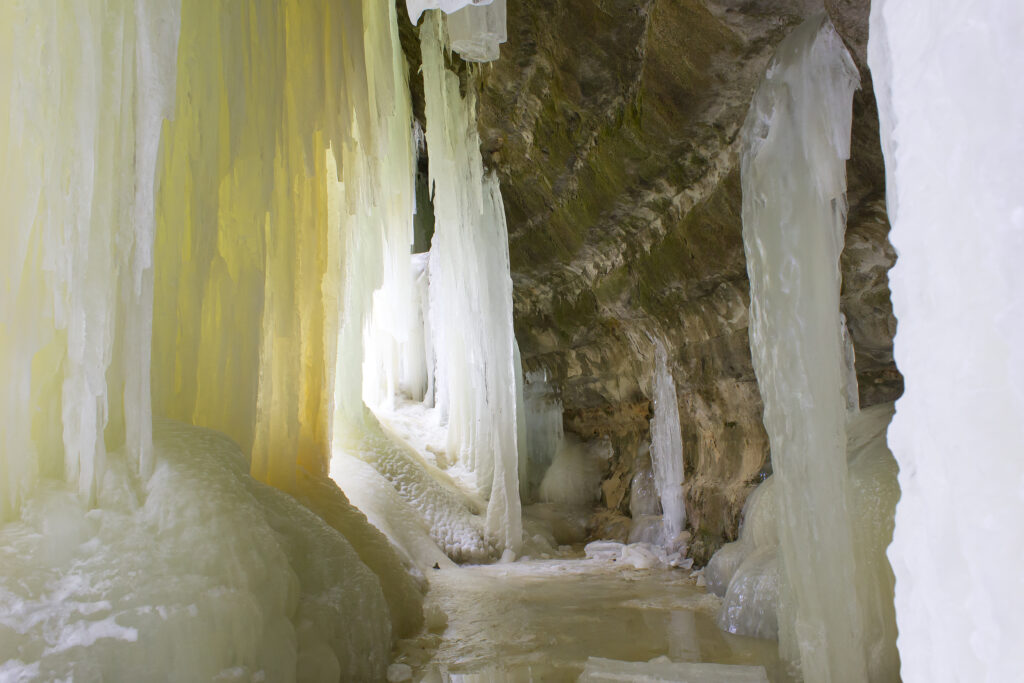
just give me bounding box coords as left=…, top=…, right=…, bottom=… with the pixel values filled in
left=0, top=420, right=392, bottom=682
left=706, top=404, right=898, bottom=677
left=539, top=435, right=606, bottom=507
left=337, top=416, right=498, bottom=564
left=584, top=541, right=693, bottom=571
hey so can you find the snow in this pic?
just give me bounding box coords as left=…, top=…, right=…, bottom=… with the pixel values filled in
left=869, top=1, right=1024, bottom=680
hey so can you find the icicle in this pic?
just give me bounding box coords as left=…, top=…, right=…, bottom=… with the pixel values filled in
left=0, top=0, right=181, bottom=518
left=649, top=340, right=687, bottom=546
left=420, top=11, right=522, bottom=552
left=740, top=13, right=868, bottom=681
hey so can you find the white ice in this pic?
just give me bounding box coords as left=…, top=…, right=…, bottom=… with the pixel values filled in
left=869, top=1, right=1024, bottom=680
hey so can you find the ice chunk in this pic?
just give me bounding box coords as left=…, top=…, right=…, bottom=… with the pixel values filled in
left=578, top=657, right=769, bottom=683
left=446, top=0, right=508, bottom=63
left=406, top=0, right=495, bottom=25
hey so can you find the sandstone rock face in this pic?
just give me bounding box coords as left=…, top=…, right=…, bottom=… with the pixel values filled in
left=405, top=0, right=900, bottom=563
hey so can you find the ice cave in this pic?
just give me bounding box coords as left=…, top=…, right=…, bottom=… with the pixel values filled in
left=1, top=0, right=1022, bottom=681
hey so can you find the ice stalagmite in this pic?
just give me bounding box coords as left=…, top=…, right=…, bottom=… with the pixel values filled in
left=0, top=0, right=180, bottom=520
left=740, top=14, right=867, bottom=681
left=421, top=11, right=523, bottom=552
left=869, top=2, right=1024, bottom=680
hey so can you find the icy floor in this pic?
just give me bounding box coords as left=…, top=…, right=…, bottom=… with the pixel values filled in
left=391, top=557, right=795, bottom=682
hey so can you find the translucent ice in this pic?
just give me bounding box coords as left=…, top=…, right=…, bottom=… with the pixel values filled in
left=446, top=0, right=508, bottom=63
left=539, top=435, right=605, bottom=507
left=406, top=0, right=495, bottom=25
left=739, top=13, right=899, bottom=680
left=649, top=341, right=687, bottom=546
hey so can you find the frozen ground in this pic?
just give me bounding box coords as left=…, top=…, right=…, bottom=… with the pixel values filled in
left=391, top=558, right=795, bottom=682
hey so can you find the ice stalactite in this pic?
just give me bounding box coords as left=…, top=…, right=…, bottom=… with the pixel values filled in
left=649, top=340, right=687, bottom=547
left=0, top=0, right=180, bottom=520
left=740, top=13, right=871, bottom=681
left=421, top=11, right=523, bottom=553
left=869, top=2, right=1024, bottom=680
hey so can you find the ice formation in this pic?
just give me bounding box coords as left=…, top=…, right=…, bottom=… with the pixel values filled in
left=739, top=13, right=889, bottom=680
left=1, top=0, right=429, bottom=676
left=406, top=0, right=494, bottom=24
left=519, top=369, right=565, bottom=502
left=0, top=0, right=181, bottom=519
left=446, top=0, right=508, bottom=63
left=405, top=1, right=507, bottom=64
left=649, top=340, right=687, bottom=547
left=0, top=421, right=391, bottom=681
left=420, top=11, right=523, bottom=552
left=538, top=435, right=606, bottom=507
left=869, top=2, right=1024, bottom=680
left=578, top=658, right=769, bottom=683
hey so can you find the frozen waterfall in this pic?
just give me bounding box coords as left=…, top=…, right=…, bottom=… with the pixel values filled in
left=420, top=11, right=522, bottom=553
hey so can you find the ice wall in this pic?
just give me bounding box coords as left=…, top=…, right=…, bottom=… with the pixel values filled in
left=421, top=11, right=523, bottom=552
left=869, top=2, right=1024, bottom=680
left=0, top=0, right=181, bottom=519
left=649, top=340, right=687, bottom=545
left=1, top=0, right=425, bottom=674
left=152, top=0, right=418, bottom=493
left=740, top=14, right=868, bottom=681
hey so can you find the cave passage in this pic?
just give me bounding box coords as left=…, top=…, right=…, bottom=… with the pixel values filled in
left=1, top=1, right=1023, bottom=682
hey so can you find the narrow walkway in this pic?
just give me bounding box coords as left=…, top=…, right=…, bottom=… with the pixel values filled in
left=393, top=558, right=794, bottom=682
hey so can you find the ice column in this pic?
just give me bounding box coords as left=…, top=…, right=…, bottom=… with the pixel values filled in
left=421, top=11, right=522, bottom=551
left=0, top=1, right=181, bottom=519
left=650, top=340, right=687, bottom=544
left=740, top=14, right=867, bottom=681
left=869, top=2, right=1024, bottom=680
